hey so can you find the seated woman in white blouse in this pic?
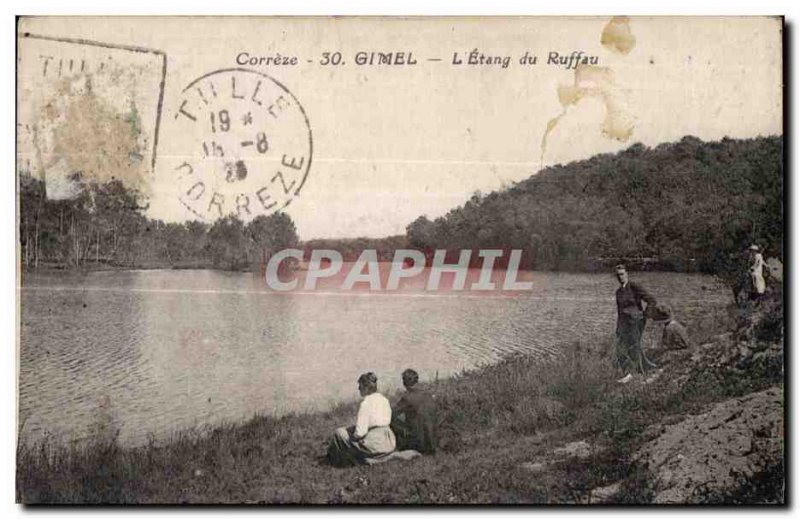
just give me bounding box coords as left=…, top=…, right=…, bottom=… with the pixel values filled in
left=327, top=372, right=396, bottom=467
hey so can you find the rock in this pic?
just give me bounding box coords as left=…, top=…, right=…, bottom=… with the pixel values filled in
left=636, top=387, right=784, bottom=504
left=554, top=440, right=592, bottom=459
left=641, top=423, right=666, bottom=443
left=590, top=482, right=622, bottom=503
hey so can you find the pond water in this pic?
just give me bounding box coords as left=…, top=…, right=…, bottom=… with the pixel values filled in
left=18, top=268, right=729, bottom=446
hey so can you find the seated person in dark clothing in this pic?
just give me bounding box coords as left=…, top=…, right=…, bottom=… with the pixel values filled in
left=646, top=304, right=691, bottom=366
left=391, top=369, right=438, bottom=454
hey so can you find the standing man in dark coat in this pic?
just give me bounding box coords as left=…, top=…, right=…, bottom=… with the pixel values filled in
left=614, top=264, right=658, bottom=382
left=391, top=369, right=437, bottom=454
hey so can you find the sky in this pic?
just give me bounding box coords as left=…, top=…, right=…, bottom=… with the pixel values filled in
left=17, top=16, right=783, bottom=239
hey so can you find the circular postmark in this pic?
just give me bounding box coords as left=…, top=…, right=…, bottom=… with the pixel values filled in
left=172, top=68, right=312, bottom=220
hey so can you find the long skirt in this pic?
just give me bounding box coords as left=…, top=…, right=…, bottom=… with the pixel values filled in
left=327, top=425, right=396, bottom=467
left=751, top=272, right=766, bottom=295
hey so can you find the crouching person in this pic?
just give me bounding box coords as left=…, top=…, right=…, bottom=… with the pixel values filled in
left=649, top=304, right=691, bottom=366
left=660, top=305, right=691, bottom=350
left=327, top=372, right=396, bottom=467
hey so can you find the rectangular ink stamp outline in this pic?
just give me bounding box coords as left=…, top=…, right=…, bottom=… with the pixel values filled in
left=18, top=31, right=168, bottom=172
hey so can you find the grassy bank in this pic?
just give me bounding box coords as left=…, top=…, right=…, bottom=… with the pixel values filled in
left=16, top=297, right=782, bottom=504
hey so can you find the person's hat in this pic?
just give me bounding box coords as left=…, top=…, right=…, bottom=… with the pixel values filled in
left=749, top=244, right=760, bottom=251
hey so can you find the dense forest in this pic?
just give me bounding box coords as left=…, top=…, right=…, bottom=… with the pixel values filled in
left=406, top=135, right=783, bottom=277
left=19, top=135, right=782, bottom=280
left=19, top=176, right=298, bottom=271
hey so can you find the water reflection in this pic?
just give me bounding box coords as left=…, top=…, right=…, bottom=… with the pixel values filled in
left=18, top=269, right=730, bottom=447
left=19, top=270, right=147, bottom=445
left=137, top=273, right=300, bottom=442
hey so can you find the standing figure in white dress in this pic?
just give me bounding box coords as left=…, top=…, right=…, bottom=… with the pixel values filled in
left=749, top=244, right=766, bottom=300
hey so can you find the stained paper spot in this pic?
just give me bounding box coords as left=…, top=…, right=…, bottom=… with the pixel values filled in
left=540, top=65, right=635, bottom=164
left=36, top=77, right=149, bottom=199
left=540, top=16, right=636, bottom=164
left=17, top=34, right=164, bottom=201
left=601, top=16, right=637, bottom=55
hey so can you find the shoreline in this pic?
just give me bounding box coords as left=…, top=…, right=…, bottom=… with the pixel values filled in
left=16, top=292, right=784, bottom=504
left=19, top=263, right=719, bottom=278
left=19, top=263, right=255, bottom=274
left=18, top=249, right=712, bottom=277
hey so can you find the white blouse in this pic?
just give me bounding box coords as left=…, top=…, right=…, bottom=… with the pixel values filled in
left=354, top=392, right=392, bottom=438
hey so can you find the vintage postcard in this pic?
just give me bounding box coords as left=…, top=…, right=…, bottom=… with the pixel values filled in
left=15, top=16, right=784, bottom=504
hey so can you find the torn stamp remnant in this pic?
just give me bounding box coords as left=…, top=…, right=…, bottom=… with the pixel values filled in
left=172, top=69, right=313, bottom=221
left=17, top=33, right=167, bottom=201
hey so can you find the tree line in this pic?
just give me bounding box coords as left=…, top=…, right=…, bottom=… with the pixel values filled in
left=19, top=175, right=299, bottom=272
left=406, top=135, right=783, bottom=280
left=20, top=135, right=783, bottom=283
